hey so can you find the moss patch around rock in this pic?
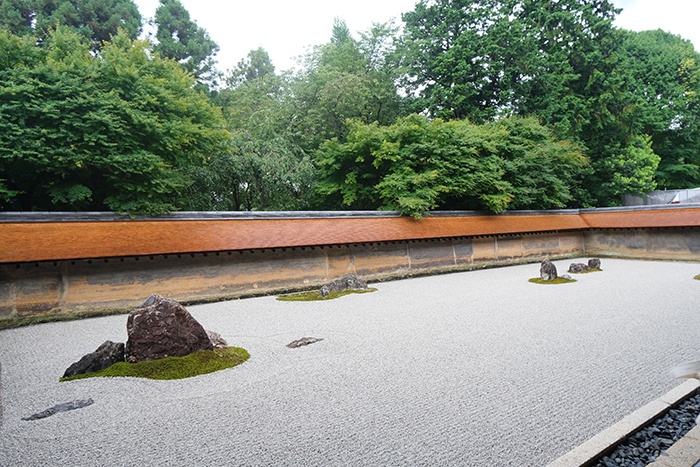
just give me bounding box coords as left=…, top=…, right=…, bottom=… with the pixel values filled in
left=60, top=346, right=250, bottom=382
left=277, top=288, right=378, bottom=302
left=694, top=274, right=700, bottom=281
left=528, top=277, right=577, bottom=285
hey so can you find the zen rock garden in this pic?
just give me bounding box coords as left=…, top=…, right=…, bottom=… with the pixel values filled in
left=64, top=275, right=372, bottom=381
left=534, top=258, right=602, bottom=284
left=63, top=293, right=230, bottom=379
left=278, top=274, right=374, bottom=301
left=568, top=258, right=602, bottom=273
left=320, top=274, right=368, bottom=297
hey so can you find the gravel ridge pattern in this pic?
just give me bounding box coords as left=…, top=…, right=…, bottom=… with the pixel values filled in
left=1, top=259, right=699, bottom=466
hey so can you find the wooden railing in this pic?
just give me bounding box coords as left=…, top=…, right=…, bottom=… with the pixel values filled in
left=2, top=206, right=700, bottom=264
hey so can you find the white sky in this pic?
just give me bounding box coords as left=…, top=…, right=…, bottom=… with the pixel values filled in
left=133, top=0, right=700, bottom=75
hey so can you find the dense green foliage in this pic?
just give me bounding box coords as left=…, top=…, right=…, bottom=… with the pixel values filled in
left=183, top=48, right=315, bottom=211
left=0, top=28, right=229, bottom=213
left=288, top=19, right=405, bottom=152
left=399, top=0, right=661, bottom=206
left=1, top=0, right=699, bottom=216
left=0, top=0, right=142, bottom=49
left=315, top=115, right=586, bottom=216
left=60, top=346, right=250, bottom=381
left=618, top=29, right=700, bottom=189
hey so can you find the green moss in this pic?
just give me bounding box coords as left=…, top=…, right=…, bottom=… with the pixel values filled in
left=569, top=267, right=602, bottom=274
left=694, top=274, right=700, bottom=281
left=60, top=346, right=250, bottom=382
left=277, top=288, right=378, bottom=301
left=528, top=277, right=577, bottom=285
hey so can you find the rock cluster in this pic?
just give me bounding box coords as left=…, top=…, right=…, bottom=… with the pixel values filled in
left=319, top=274, right=368, bottom=297
left=568, top=258, right=602, bottom=273
left=63, top=294, right=227, bottom=377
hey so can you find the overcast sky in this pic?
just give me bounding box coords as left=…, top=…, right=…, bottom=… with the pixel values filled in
left=133, top=0, right=700, bottom=74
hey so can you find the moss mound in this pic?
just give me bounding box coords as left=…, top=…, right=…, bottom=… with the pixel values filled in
left=277, top=288, right=378, bottom=302
left=60, top=346, right=250, bottom=382
left=694, top=274, right=700, bottom=281
left=528, top=277, right=577, bottom=285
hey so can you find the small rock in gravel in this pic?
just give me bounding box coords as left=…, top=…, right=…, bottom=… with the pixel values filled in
left=286, top=337, right=324, bottom=348
left=22, top=399, right=94, bottom=421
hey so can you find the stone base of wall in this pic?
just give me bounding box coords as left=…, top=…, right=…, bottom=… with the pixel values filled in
left=0, top=231, right=584, bottom=324
left=584, top=228, right=700, bottom=261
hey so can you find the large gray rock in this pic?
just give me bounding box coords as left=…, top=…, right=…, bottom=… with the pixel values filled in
left=62, top=340, right=124, bottom=378
left=125, top=294, right=213, bottom=363
left=320, top=275, right=368, bottom=297
left=540, top=260, right=558, bottom=281
left=588, top=258, right=601, bottom=269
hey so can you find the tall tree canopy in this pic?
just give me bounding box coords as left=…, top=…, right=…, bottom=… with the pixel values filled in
left=2, top=3, right=699, bottom=215
left=400, top=0, right=662, bottom=205
left=184, top=48, right=314, bottom=212
left=618, top=29, right=700, bottom=189
left=152, top=0, right=219, bottom=86
left=0, top=0, right=142, bottom=50
left=0, top=27, right=229, bottom=213
left=289, top=18, right=405, bottom=152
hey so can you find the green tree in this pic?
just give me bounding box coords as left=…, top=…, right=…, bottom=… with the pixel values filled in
left=618, top=29, right=700, bottom=189
left=399, top=0, right=666, bottom=206
left=315, top=114, right=587, bottom=217
left=152, top=0, right=219, bottom=87
left=0, top=0, right=35, bottom=36
left=0, top=27, right=229, bottom=213
left=0, top=0, right=142, bottom=50
left=400, top=0, right=524, bottom=121
left=184, top=48, right=314, bottom=211
left=594, top=134, right=660, bottom=201
left=226, top=47, right=276, bottom=88
left=289, top=18, right=405, bottom=152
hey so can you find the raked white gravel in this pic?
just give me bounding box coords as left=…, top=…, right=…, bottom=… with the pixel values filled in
left=1, top=258, right=699, bottom=466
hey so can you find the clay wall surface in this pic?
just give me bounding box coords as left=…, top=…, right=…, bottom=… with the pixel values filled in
left=1, top=206, right=699, bottom=324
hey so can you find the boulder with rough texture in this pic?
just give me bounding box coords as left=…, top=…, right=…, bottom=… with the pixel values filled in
left=206, top=330, right=228, bottom=349
left=319, top=275, right=368, bottom=297
left=568, top=263, right=590, bottom=273
left=63, top=341, right=125, bottom=378
left=540, top=260, right=558, bottom=281
left=125, top=294, right=213, bottom=363
left=588, top=258, right=601, bottom=269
